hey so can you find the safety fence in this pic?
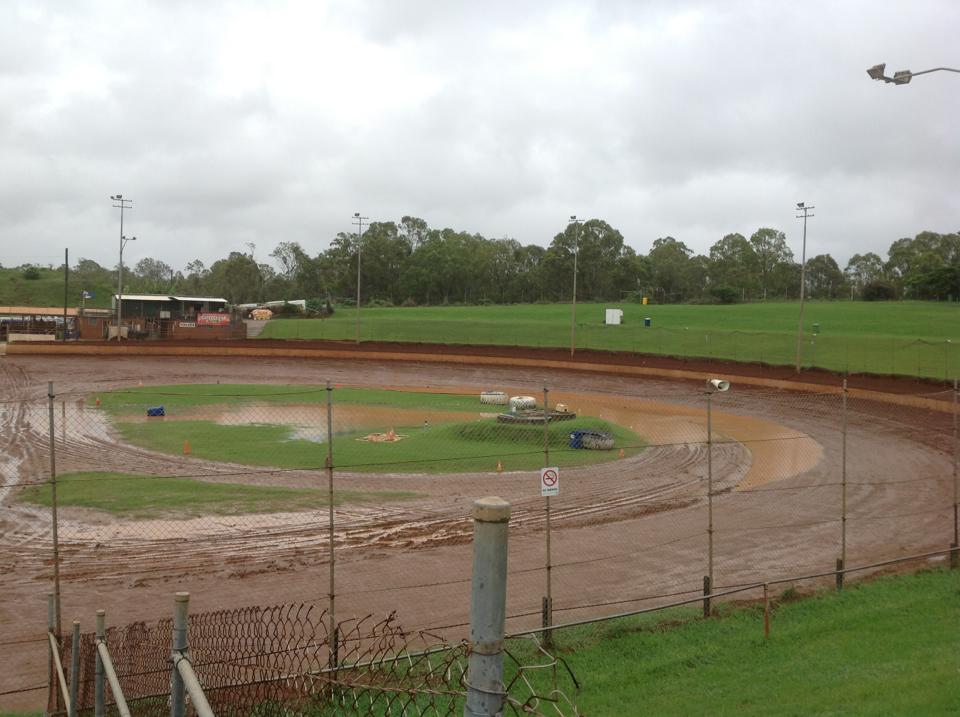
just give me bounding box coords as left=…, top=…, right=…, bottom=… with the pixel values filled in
left=0, top=374, right=957, bottom=708
left=47, top=596, right=578, bottom=717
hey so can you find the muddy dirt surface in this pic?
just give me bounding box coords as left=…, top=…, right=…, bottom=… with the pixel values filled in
left=0, top=354, right=954, bottom=710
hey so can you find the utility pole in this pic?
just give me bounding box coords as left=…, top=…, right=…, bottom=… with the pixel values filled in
left=352, top=212, right=368, bottom=345
left=794, top=202, right=814, bottom=373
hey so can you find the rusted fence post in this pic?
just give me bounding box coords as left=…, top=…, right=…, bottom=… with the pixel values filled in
left=464, top=497, right=511, bottom=717
left=763, top=583, right=770, bottom=639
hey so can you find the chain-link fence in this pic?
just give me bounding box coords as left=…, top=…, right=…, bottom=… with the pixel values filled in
left=1, top=375, right=957, bottom=710
left=52, top=601, right=578, bottom=717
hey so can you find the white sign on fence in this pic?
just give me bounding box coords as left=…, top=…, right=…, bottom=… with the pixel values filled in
left=540, top=467, right=559, bottom=497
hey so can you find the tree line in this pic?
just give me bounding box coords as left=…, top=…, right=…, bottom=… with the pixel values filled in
left=50, top=219, right=960, bottom=306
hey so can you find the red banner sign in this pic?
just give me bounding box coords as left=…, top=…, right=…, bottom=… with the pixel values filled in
left=197, top=312, right=231, bottom=326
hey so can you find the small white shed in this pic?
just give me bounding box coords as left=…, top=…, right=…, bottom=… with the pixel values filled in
left=604, top=308, right=624, bottom=325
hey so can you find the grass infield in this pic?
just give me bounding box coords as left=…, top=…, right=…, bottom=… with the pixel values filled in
left=96, top=385, right=645, bottom=473
left=18, top=471, right=417, bottom=519
left=258, top=301, right=960, bottom=379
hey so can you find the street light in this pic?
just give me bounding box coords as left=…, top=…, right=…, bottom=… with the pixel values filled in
left=795, top=202, right=814, bottom=374
left=352, top=212, right=368, bottom=344
left=568, top=215, right=583, bottom=357
left=867, top=62, right=960, bottom=85
left=110, top=194, right=133, bottom=340
left=703, top=377, right=730, bottom=616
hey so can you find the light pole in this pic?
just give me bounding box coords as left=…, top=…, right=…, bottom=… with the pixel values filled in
left=703, top=378, right=729, bottom=617
left=795, top=202, right=814, bottom=373
left=352, top=212, right=368, bottom=344
left=568, top=215, right=583, bottom=357
left=867, top=63, right=960, bottom=85
left=110, top=194, right=133, bottom=340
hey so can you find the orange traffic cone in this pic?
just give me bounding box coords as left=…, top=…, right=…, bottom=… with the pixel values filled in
left=183, top=440, right=191, bottom=455
left=386, top=428, right=397, bottom=441
left=138, top=379, right=143, bottom=387
left=618, top=448, right=625, bottom=459
left=496, top=460, right=503, bottom=473
left=95, top=397, right=101, bottom=407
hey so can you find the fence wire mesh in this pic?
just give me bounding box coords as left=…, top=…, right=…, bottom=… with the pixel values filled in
left=1, top=373, right=957, bottom=710
left=56, top=604, right=578, bottom=716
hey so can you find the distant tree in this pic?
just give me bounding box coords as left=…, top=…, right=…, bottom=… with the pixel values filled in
left=648, top=237, right=693, bottom=302
left=134, top=257, right=175, bottom=292
left=844, top=253, right=884, bottom=297
left=22, top=265, right=41, bottom=280
left=709, top=233, right=759, bottom=297
left=749, top=228, right=793, bottom=299
left=804, top=254, right=846, bottom=299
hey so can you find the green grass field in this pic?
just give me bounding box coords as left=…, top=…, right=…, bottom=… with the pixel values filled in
left=98, top=385, right=644, bottom=473
left=18, top=471, right=417, bottom=519
left=516, top=568, right=960, bottom=715
left=259, top=301, right=960, bottom=379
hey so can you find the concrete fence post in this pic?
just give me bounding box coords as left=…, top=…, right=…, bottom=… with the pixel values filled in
left=170, top=592, right=189, bottom=717
left=95, top=610, right=105, bottom=717
left=68, top=620, right=80, bottom=717
left=464, top=497, right=511, bottom=717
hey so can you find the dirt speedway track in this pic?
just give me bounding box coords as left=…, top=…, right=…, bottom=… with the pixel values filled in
left=0, top=352, right=955, bottom=710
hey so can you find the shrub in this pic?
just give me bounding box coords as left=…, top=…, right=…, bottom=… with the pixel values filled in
left=709, top=286, right=739, bottom=304
left=862, top=280, right=897, bottom=301
left=21, top=266, right=41, bottom=280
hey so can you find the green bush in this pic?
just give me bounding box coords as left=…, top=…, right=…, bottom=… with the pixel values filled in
left=863, top=280, right=897, bottom=301
left=21, top=265, right=41, bottom=280
left=709, top=286, right=739, bottom=304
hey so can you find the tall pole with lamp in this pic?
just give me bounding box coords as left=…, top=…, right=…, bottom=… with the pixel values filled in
left=794, top=202, right=814, bottom=373
left=110, top=194, right=133, bottom=341
left=352, top=213, right=368, bottom=344
left=568, top=216, right=583, bottom=357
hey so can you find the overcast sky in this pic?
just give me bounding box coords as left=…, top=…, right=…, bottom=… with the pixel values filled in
left=2, top=0, right=958, bottom=272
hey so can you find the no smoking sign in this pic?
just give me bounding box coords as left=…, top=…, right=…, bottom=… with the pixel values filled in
left=540, top=467, right=559, bottom=497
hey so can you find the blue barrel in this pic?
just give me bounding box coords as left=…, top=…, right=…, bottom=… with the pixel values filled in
left=146, top=406, right=165, bottom=417
left=569, top=430, right=586, bottom=449
left=644, top=317, right=652, bottom=327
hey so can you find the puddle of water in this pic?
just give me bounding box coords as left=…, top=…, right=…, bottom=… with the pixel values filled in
left=116, top=403, right=485, bottom=443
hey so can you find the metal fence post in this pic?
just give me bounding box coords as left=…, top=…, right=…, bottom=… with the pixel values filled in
left=541, top=382, right=553, bottom=645
left=95, top=610, right=105, bottom=717
left=952, top=379, right=958, bottom=569
left=464, top=497, right=511, bottom=717
left=326, top=380, right=338, bottom=667
left=171, top=592, right=189, bottom=717
left=47, top=593, right=58, bottom=714
left=68, top=620, right=80, bottom=717
left=702, top=575, right=711, bottom=618
left=839, top=378, right=848, bottom=589
left=705, top=389, right=714, bottom=616
left=48, top=381, right=63, bottom=637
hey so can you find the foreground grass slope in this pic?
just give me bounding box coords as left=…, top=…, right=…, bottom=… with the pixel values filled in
left=260, top=301, right=960, bottom=379
left=537, top=568, right=959, bottom=715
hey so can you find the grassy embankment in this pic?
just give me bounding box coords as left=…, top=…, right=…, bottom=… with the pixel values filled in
left=0, top=266, right=114, bottom=308
left=260, top=301, right=960, bottom=379
left=517, top=568, right=960, bottom=715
